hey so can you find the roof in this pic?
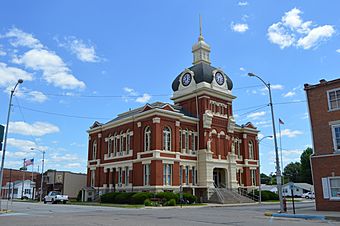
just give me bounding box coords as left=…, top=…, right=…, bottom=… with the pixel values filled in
left=304, top=78, right=340, bottom=90
left=283, top=183, right=314, bottom=191
left=172, top=62, right=233, bottom=91
left=91, top=102, right=198, bottom=129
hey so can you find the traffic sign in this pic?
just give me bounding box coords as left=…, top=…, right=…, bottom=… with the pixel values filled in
left=0, top=124, right=4, bottom=142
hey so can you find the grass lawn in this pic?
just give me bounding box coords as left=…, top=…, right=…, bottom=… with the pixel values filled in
left=67, top=201, right=144, bottom=208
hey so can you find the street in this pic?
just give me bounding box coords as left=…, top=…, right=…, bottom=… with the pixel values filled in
left=0, top=201, right=337, bottom=226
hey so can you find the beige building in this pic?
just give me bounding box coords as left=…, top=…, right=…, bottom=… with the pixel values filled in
left=44, top=170, right=86, bottom=198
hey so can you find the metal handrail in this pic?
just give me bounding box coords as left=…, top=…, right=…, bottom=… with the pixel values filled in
left=213, top=183, right=224, bottom=203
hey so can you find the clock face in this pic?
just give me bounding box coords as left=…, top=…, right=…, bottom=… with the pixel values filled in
left=182, top=73, right=192, bottom=86
left=215, top=72, right=225, bottom=85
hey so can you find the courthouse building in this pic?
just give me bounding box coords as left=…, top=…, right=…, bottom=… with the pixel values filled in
left=86, top=29, right=260, bottom=201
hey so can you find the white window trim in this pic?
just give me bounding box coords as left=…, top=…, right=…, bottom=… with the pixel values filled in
left=143, top=164, right=150, bottom=186
left=92, top=141, right=97, bottom=160
left=331, top=124, right=340, bottom=153
left=328, top=176, right=340, bottom=200
left=144, top=127, right=151, bottom=152
left=163, top=164, right=172, bottom=186
left=163, top=127, right=171, bottom=151
left=249, top=140, right=254, bottom=160
left=327, top=88, right=340, bottom=111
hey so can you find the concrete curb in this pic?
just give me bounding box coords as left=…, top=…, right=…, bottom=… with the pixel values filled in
left=271, top=213, right=326, bottom=221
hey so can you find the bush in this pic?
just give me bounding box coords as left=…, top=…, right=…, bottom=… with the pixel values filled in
left=165, top=198, right=176, bottom=206
left=114, top=192, right=136, bottom=204
left=100, top=192, right=120, bottom=203
left=248, top=190, right=279, bottom=201
left=131, top=192, right=153, bottom=204
left=76, top=190, right=82, bottom=202
left=182, top=193, right=198, bottom=204
left=156, top=192, right=179, bottom=203
left=144, top=198, right=152, bottom=206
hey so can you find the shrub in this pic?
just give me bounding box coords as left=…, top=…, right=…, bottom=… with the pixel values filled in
left=131, top=192, right=153, bottom=204
left=76, top=190, right=82, bottom=202
left=182, top=193, right=198, bottom=204
left=165, top=198, right=176, bottom=206
left=144, top=199, right=152, bottom=206
left=156, top=192, right=179, bottom=203
left=248, top=190, right=279, bottom=201
left=100, top=192, right=120, bottom=203
left=114, top=192, right=136, bottom=204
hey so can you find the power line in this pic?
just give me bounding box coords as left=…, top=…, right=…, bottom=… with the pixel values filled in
left=13, top=105, right=111, bottom=120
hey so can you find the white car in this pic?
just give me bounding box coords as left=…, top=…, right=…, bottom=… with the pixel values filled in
left=44, top=191, right=69, bottom=204
left=301, top=192, right=315, bottom=199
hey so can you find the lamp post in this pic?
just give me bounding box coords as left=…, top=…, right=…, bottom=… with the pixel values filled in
left=31, top=148, right=45, bottom=202
left=0, top=79, right=23, bottom=210
left=258, top=135, right=273, bottom=205
left=248, top=72, right=284, bottom=212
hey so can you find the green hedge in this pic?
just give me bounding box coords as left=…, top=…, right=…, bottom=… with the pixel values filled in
left=100, top=191, right=198, bottom=205
left=248, top=190, right=279, bottom=201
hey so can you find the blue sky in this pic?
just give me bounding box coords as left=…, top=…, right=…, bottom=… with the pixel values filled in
left=0, top=0, right=339, bottom=175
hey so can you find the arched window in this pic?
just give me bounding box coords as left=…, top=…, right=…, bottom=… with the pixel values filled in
left=113, top=133, right=118, bottom=156
left=92, top=140, right=97, bottom=160
left=185, top=129, right=189, bottom=153
left=119, top=131, right=124, bottom=155
left=249, top=140, right=254, bottom=159
left=163, top=127, right=171, bottom=151
left=126, top=130, right=131, bottom=154
left=191, top=131, right=196, bottom=152
left=144, top=126, right=151, bottom=151
left=108, top=134, right=112, bottom=155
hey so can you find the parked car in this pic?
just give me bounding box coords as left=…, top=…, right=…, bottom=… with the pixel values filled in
left=301, top=192, right=315, bottom=199
left=44, top=191, right=69, bottom=204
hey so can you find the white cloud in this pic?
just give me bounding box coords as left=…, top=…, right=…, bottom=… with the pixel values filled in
left=247, top=111, right=266, bottom=120
left=0, top=50, right=6, bottom=56
left=123, top=87, right=151, bottom=103
left=14, top=49, right=85, bottom=89
left=136, top=93, right=151, bottom=103
left=0, top=62, right=33, bottom=88
left=231, top=23, right=249, bottom=33
left=239, top=67, right=245, bottom=71
left=267, top=8, right=334, bottom=49
left=9, top=121, right=60, bottom=137
left=278, top=129, right=303, bottom=138
left=283, top=91, right=296, bottom=97
left=3, top=27, right=43, bottom=49
left=271, top=84, right=284, bottom=90
left=302, top=112, right=309, bottom=120
left=297, top=25, right=335, bottom=49
left=58, top=36, right=100, bottom=62
left=7, top=138, right=47, bottom=151
left=14, top=88, right=48, bottom=103
left=238, top=1, right=248, bottom=6
left=336, top=49, right=340, bottom=53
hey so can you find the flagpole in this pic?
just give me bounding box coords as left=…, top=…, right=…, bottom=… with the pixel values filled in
left=31, top=159, right=34, bottom=200
left=21, top=158, right=25, bottom=199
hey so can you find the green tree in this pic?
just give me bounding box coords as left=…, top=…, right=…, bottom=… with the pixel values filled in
left=283, top=162, right=301, bottom=182
left=300, top=147, right=313, bottom=184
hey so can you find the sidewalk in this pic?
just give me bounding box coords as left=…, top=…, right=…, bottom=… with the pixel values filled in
left=269, top=206, right=340, bottom=221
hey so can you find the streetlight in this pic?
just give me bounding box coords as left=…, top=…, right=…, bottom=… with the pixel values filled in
left=0, top=79, right=23, bottom=210
left=248, top=72, right=284, bottom=212
left=258, top=135, right=273, bottom=205
left=31, top=148, right=45, bottom=202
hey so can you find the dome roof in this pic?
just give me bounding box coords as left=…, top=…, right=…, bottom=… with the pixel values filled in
left=172, top=62, right=233, bottom=91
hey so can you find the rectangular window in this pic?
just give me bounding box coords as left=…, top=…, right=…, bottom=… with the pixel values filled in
left=251, top=169, right=256, bottom=186
left=192, top=166, right=197, bottom=185
left=24, top=189, right=31, bottom=194
left=332, top=124, right=340, bottom=152
left=125, top=166, right=129, bottom=186
left=329, top=177, right=340, bottom=199
left=144, top=164, right=150, bottom=186
left=328, top=89, right=340, bottom=110
left=192, top=134, right=196, bottom=152
left=185, top=131, right=189, bottom=154
left=185, top=166, right=189, bottom=185
left=118, top=167, right=122, bottom=187
left=163, top=164, right=172, bottom=186
left=179, top=129, right=182, bottom=151
left=126, top=134, right=130, bottom=154
left=179, top=165, right=183, bottom=185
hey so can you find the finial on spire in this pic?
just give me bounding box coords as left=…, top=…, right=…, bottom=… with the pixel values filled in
left=198, top=15, right=204, bottom=41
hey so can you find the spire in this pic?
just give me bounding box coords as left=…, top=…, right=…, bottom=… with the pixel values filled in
left=192, top=16, right=211, bottom=65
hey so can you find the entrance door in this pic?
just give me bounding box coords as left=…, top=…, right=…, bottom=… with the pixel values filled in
left=213, top=171, right=220, bottom=187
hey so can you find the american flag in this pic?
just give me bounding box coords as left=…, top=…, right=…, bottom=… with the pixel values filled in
left=24, top=158, right=34, bottom=167
left=279, top=118, right=284, bottom=125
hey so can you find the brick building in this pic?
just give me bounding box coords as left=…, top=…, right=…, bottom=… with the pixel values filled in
left=305, top=78, right=340, bottom=211
left=85, top=30, right=259, bottom=202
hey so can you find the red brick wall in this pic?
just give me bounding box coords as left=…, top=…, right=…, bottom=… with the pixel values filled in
left=1, top=168, right=40, bottom=186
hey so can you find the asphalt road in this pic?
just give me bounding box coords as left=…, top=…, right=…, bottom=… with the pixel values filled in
left=0, top=201, right=336, bottom=226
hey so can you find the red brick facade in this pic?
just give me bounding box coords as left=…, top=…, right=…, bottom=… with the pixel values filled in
left=305, top=78, right=340, bottom=211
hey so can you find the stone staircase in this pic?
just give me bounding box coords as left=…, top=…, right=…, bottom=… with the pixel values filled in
left=209, top=188, right=257, bottom=204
